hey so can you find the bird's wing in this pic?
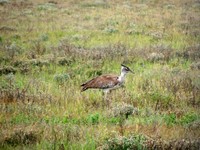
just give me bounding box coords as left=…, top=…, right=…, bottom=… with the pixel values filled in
left=81, top=74, right=119, bottom=91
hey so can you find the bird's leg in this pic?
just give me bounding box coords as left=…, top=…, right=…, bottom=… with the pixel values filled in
left=102, top=90, right=110, bottom=108
left=102, top=91, right=107, bottom=108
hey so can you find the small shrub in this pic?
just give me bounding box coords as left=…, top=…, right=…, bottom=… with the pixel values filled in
left=152, top=44, right=173, bottom=60
left=90, top=44, right=128, bottom=60
left=176, top=44, right=200, bottom=61
left=190, top=61, right=200, bottom=70
left=0, top=56, right=10, bottom=64
left=144, top=137, right=200, bottom=150
left=0, top=66, right=17, bottom=75
left=37, top=3, right=57, bottom=11
left=57, top=57, right=73, bottom=66
left=54, top=73, right=70, bottom=85
left=111, top=103, right=137, bottom=119
left=102, top=135, right=146, bottom=150
left=28, top=59, right=50, bottom=67
left=4, top=42, right=22, bottom=59
left=12, top=60, right=30, bottom=74
left=102, top=135, right=200, bottom=150
left=109, top=103, right=138, bottom=135
left=31, top=40, right=46, bottom=56
left=13, top=60, right=26, bottom=67
left=3, top=130, right=39, bottom=146
left=39, top=34, right=49, bottom=41
left=187, top=120, right=200, bottom=130
left=148, top=31, right=163, bottom=40
left=19, top=66, right=30, bottom=74
left=148, top=52, right=164, bottom=62
left=104, top=27, right=118, bottom=34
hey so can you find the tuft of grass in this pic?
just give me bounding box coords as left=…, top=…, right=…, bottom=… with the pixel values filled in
left=87, top=113, right=100, bottom=125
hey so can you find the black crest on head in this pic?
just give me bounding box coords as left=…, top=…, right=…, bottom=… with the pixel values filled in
left=121, top=64, right=129, bottom=70
left=121, top=64, right=134, bottom=73
left=121, top=64, right=128, bottom=68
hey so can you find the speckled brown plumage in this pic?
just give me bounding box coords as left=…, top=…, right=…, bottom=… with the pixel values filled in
left=81, top=74, right=120, bottom=92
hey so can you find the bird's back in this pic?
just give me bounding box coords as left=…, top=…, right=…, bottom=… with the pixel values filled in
left=81, top=74, right=119, bottom=92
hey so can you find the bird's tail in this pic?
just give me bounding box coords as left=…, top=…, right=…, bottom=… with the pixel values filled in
left=81, top=84, right=88, bottom=92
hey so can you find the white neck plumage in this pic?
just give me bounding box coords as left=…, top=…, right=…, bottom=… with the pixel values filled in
left=118, top=69, right=127, bottom=82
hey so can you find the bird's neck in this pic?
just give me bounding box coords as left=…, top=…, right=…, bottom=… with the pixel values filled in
left=118, top=71, right=127, bottom=82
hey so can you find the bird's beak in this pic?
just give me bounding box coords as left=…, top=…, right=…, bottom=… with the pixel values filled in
left=130, top=69, right=134, bottom=74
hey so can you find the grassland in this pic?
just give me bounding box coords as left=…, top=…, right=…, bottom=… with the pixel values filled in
left=0, top=0, right=200, bottom=149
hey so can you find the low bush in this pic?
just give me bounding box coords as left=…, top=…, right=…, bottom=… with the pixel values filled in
left=54, top=73, right=70, bottom=85
left=111, top=103, right=137, bottom=119
left=102, top=135, right=146, bottom=150
left=1, top=130, right=39, bottom=146
left=0, top=66, right=16, bottom=75
left=57, top=57, right=73, bottom=66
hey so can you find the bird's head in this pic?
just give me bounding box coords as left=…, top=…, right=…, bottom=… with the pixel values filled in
left=121, top=64, right=134, bottom=74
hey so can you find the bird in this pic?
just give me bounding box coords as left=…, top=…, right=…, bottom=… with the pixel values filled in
left=81, top=64, right=134, bottom=106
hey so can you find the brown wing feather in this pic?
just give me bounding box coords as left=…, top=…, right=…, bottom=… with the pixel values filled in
left=81, top=74, right=119, bottom=92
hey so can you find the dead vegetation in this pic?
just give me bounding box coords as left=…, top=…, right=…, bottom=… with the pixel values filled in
left=2, top=130, right=39, bottom=146
left=160, top=69, right=200, bottom=107
left=176, top=44, right=200, bottom=61
left=101, top=135, right=200, bottom=150
left=144, top=137, right=200, bottom=150
left=0, top=66, right=16, bottom=75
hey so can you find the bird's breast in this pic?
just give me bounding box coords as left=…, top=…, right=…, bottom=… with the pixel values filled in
left=117, top=77, right=125, bottom=84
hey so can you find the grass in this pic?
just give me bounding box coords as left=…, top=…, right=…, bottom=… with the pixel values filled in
left=0, top=0, right=200, bottom=149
